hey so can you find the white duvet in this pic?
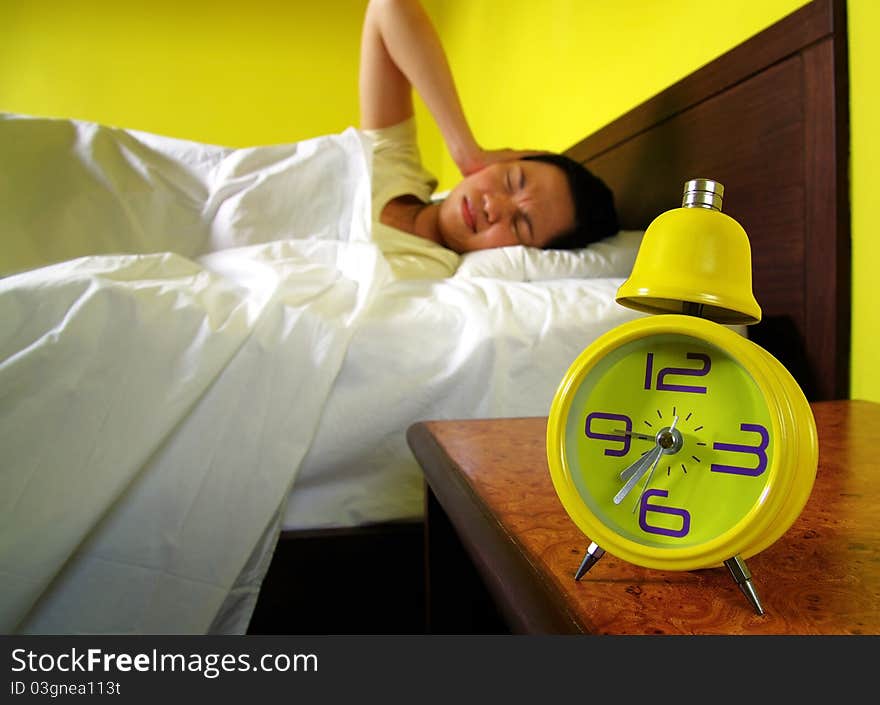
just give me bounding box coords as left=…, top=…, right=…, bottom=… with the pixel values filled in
left=0, top=114, right=643, bottom=634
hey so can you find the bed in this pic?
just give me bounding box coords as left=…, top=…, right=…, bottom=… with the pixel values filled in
left=253, top=0, right=850, bottom=634
left=0, top=0, right=849, bottom=635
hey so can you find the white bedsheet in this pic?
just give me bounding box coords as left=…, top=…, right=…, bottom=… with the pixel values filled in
left=0, top=114, right=644, bottom=634
left=284, top=275, right=640, bottom=530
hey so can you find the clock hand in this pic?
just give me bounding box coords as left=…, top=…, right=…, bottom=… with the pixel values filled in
left=632, top=448, right=664, bottom=513
left=631, top=415, right=680, bottom=512
left=612, top=429, right=656, bottom=442
left=619, top=449, right=653, bottom=482
left=617, top=416, right=678, bottom=492
left=618, top=415, right=681, bottom=483
left=614, top=445, right=663, bottom=504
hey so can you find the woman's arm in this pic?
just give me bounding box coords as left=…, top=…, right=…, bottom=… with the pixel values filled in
left=359, top=0, right=534, bottom=175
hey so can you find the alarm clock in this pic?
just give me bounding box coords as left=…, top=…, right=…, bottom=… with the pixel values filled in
left=546, top=179, right=818, bottom=615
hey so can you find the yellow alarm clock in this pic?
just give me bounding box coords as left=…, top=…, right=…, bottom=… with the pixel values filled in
left=546, top=179, right=818, bottom=615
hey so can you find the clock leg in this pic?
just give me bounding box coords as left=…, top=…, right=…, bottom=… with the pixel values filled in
left=724, top=555, right=765, bottom=616
left=574, top=542, right=605, bottom=581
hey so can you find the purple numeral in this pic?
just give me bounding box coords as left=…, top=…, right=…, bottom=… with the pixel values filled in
left=638, top=488, right=691, bottom=538
left=645, top=352, right=710, bottom=394
left=711, top=423, right=769, bottom=476
left=644, top=352, right=654, bottom=390
left=584, top=412, right=631, bottom=457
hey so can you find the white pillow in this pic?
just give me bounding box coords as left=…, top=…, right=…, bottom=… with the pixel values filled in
left=454, top=230, right=644, bottom=281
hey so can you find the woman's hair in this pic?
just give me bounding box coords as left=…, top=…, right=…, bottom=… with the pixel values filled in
left=523, top=153, right=618, bottom=250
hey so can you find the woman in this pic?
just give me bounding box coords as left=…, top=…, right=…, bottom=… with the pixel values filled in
left=359, top=0, right=618, bottom=276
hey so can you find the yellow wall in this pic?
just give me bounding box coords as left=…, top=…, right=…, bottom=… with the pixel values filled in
left=1, top=0, right=877, bottom=402
left=0, top=0, right=366, bottom=147
left=847, top=0, right=880, bottom=403
left=426, top=0, right=811, bottom=190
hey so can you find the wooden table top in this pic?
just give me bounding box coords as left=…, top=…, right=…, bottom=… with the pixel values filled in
left=408, top=400, right=880, bottom=635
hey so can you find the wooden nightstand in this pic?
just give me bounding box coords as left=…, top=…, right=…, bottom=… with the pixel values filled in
left=407, top=400, right=880, bottom=634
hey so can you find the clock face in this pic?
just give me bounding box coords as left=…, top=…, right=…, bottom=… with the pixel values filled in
left=558, top=331, right=777, bottom=556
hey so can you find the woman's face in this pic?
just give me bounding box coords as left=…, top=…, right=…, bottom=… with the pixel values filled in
left=437, top=160, right=575, bottom=253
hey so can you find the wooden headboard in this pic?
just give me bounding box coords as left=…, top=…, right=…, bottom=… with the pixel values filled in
left=566, top=0, right=850, bottom=402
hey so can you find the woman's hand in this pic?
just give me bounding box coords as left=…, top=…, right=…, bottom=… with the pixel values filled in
left=361, top=0, right=547, bottom=175
left=457, top=147, right=551, bottom=176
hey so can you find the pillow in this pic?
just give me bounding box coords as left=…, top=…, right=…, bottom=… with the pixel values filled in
left=454, top=230, right=644, bottom=281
